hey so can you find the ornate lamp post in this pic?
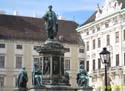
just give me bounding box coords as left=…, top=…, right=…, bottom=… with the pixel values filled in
left=99, top=47, right=110, bottom=91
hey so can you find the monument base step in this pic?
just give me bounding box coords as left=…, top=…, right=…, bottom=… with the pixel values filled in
left=28, top=86, right=93, bottom=91
left=29, top=86, right=77, bottom=91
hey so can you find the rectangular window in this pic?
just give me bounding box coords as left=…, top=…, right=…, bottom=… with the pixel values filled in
left=87, top=41, right=89, bottom=51
left=114, top=17, right=118, bottom=24
left=105, top=23, right=109, bottom=28
left=98, top=58, right=101, bottom=69
left=0, top=44, right=5, bottom=48
left=64, top=59, right=70, bottom=71
left=33, top=57, right=42, bottom=70
left=116, top=54, right=119, bottom=66
left=124, top=53, right=125, bottom=66
left=108, top=57, right=111, bottom=67
left=123, top=16, right=125, bottom=22
left=93, top=39, right=96, bottom=49
left=93, top=59, right=95, bottom=71
left=86, top=31, right=89, bottom=35
left=106, top=35, right=110, bottom=45
left=113, top=17, right=118, bottom=25
left=115, top=31, right=119, bottom=43
left=16, top=56, right=22, bottom=69
left=98, top=38, right=101, bottom=48
left=0, top=56, right=5, bottom=68
left=86, top=61, right=89, bottom=72
left=65, top=48, right=70, bottom=52
left=34, top=57, right=40, bottom=64
left=124, top=30, right=125, bottom=40
left=92, top=29, right=95, bottom=33
left=16, top=45, right=22, bottom=49
left=79, top=48, right=84, bottom=53
left=0, top=77, right=4, bottom=87
left=97, top=27, right=100, bottom=31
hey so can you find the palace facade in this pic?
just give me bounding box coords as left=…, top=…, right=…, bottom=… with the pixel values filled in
left=77, top=0, right=125, bottom=91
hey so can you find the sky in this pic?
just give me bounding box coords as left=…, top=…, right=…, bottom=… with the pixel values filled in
left=0, top=0, right=105, bottom=24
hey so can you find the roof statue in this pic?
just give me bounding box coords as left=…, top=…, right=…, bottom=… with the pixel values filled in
left=95, top=0, right=122, bottom=20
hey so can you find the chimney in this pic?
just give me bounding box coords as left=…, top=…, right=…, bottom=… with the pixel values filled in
left=58, top=16, right=66, bottom=20
left=13, top=10, right=19, bottom=15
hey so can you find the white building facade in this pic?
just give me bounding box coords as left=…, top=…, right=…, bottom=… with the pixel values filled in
left=77, top=0, right=125, bottom=91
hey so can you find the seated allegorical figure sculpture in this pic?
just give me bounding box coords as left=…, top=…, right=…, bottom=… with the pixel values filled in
left=17, top=67, right=28, bottom=91
left=76, top=64, right=89, bottom=88
left=32, top=64, right=42, bottom=87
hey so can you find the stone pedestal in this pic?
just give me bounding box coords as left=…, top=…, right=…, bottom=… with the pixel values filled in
left=34, top=39, right=93, bottom=91
left=35, top=39, right=69, bottom=85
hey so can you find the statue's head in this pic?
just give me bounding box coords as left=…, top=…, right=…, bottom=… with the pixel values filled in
left=22, top=67, right=26, bottom=70
left=20, top=67, right=26, bottom=73
left=80, top=64, right=84, bottom=69
left=48, top=5, right=52, bottom=10
left=34, top=64, right=39, bottom=69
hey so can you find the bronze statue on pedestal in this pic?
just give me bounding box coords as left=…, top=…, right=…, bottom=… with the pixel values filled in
left=43, top=5, right=58, bottom=40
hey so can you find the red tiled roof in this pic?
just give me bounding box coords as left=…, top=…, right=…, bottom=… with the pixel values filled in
left=0, top=14, right=81, bottom=44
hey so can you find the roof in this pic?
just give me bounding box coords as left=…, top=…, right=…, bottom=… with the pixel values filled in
left=80, top=0, right=125, bottom=26
left=0, top=14, right=81, bottom=44
left=81, top=11, right=97, bottom=26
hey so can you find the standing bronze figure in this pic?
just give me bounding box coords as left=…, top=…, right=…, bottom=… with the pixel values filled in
left=43, top=5, right=58, bottom=39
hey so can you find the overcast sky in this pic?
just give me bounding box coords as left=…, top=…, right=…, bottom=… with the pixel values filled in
left=0, top=0, right=105, bottom=24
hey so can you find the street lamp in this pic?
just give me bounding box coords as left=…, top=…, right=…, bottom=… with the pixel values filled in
left=99, top=47, right=110, bottom=91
